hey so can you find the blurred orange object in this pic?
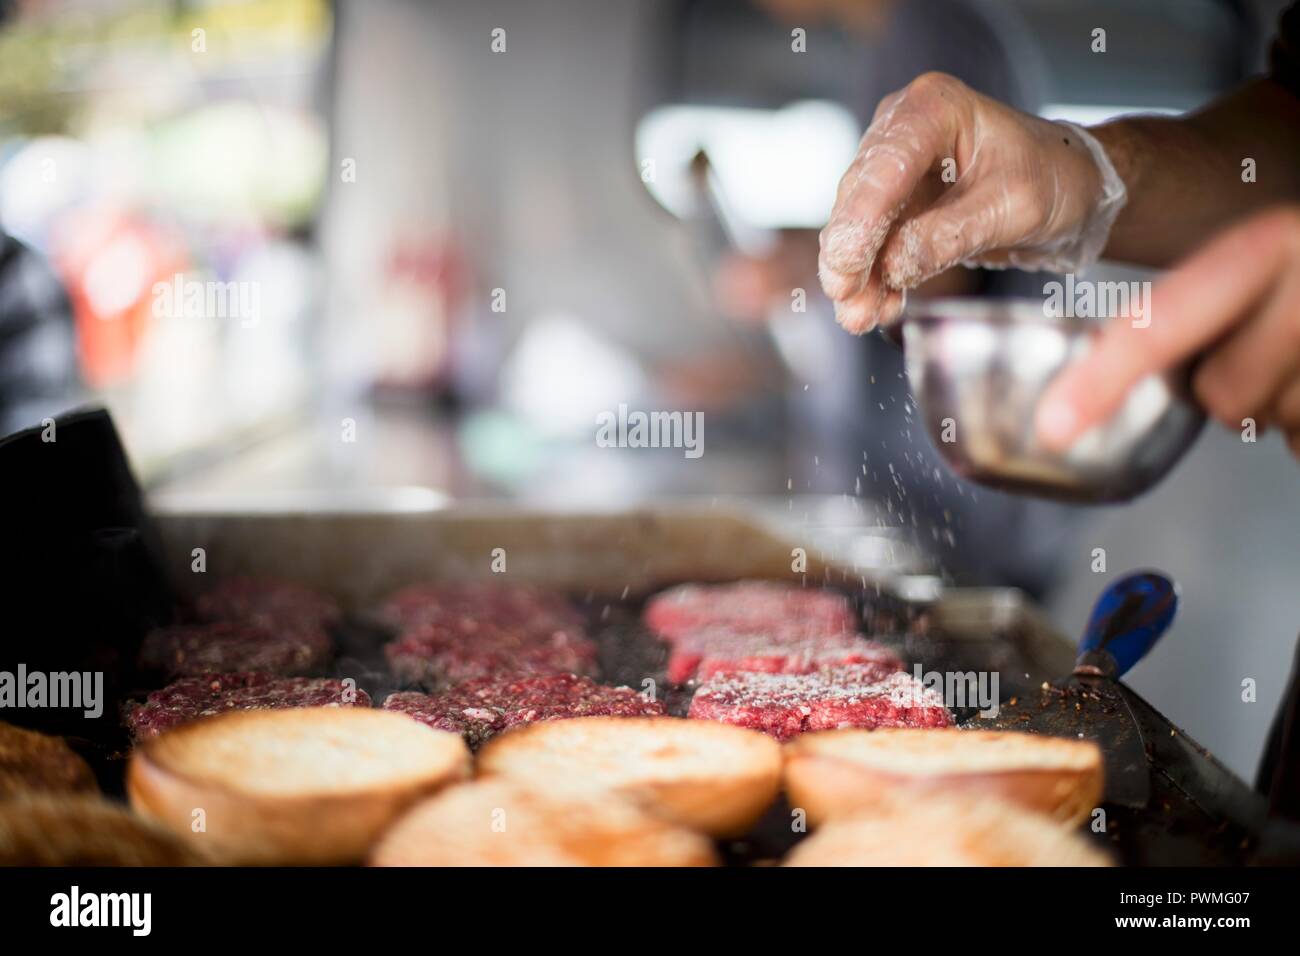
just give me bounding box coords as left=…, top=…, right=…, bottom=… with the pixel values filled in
left=51, top=208, right=186, bottom=389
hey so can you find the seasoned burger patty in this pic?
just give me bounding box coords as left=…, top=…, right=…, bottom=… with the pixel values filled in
left=139, top=621, right=333, bottom=679
left=688, top=666, right=951, bottom=740
left=377, top=582, right=584, bottom=633
left=644, top=581, right=858, bottom=644
left=383, top=673, right=664, bottom=748
left=126, top=673, right=370, bottom=739
left=666, top=628, right=903, bottom=684
left=194, top=577, right=340, bottom=632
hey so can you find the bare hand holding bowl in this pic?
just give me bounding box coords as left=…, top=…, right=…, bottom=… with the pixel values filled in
left=901, top=297, right=1205, bottom=504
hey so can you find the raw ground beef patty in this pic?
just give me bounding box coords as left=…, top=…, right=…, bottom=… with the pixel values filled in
left=126, top=673, right=370, bottom=739
left=666, top=628, right=903, bottom=684
left=383, top=673, right=664, bottom=748
left=193, top=577, right=341, bottom=633
left=138, top=621, right=333, bottom=679
left=386, top=619, right=598, bottom=688
left=644, top=581, right=858, bottom=645
left=377, top=583, right=584, bottom=633
left=688, top=666, right=951, bottom=740
left=380, top=584, right=596, bottom=688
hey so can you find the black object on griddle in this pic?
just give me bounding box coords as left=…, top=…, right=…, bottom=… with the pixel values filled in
left=0, top=407, right=173, bottom=743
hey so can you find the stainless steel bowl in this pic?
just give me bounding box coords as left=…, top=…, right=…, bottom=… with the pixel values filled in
left=901, top=297, right=1205, bottom=503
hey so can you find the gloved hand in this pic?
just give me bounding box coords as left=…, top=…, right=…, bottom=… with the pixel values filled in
left=818, top=72, right=1127, bottom=332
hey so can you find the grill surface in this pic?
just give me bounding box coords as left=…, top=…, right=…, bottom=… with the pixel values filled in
left=135, top=506, right=1274, bottom=865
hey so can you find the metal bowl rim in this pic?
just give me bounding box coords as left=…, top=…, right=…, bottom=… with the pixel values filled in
left=902, top=296, right=1101, bottom=334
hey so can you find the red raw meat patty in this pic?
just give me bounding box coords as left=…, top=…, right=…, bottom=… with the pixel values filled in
left=126, top=673, right=370, bottom=739
left=383, top=673, right=664, bottom=748
left=194, top=577, right=340, bottom=633
left=644, top=582, right=857, bottom=644
left=139, top=621, right=333, bottom=679
left=688, top=666, right=951, bottom=741
left=377, top=583, right=583, bottom=633
left=385, top=618, right=597, bottom=689
left=665, top=628, right=903, bottom=684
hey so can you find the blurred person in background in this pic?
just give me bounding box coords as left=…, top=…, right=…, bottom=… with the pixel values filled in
left=699, top=0, right=1076, bottom=597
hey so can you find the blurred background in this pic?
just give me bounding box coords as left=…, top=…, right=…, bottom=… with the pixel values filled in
left=0, top=0, right=1295, bottom=780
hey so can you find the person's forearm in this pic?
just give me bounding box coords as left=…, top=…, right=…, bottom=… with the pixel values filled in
left=1092, top=79, right=1300, bottom=267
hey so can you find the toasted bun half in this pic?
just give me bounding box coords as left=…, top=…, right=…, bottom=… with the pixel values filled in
left=0, top=795, right=203, bottom=866
left=0, top=722, right=98, bottom=798
left=371, top=778, right=717, bottom=866
left=128, top=707, right=470, bottom=864
left=785, top=728, right=1103, bottom=826
left=784, top=796, right=1111, bottom=867
left=477, top=716, right=781, bottom=837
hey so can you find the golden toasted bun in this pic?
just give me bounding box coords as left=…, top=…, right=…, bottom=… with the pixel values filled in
left=785, top=728, right=1103, bottom=826
left=784, top=796, right=1111, bottom=867
left=128, top=707, right=470, bottom=865
left=0, top=722, right=98, bottom=798
left=372, top=778, right=717, bottom=866
left=477, top=717, right=781, bottom=837
left=0, top=795, right=203, bottom=866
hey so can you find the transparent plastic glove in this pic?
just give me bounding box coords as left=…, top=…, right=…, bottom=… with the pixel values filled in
left=818, top=72, right=1127, bottom=333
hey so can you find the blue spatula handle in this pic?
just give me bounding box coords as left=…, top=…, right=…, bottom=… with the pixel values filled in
left=1075, top=571, right=1177, bottom=679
